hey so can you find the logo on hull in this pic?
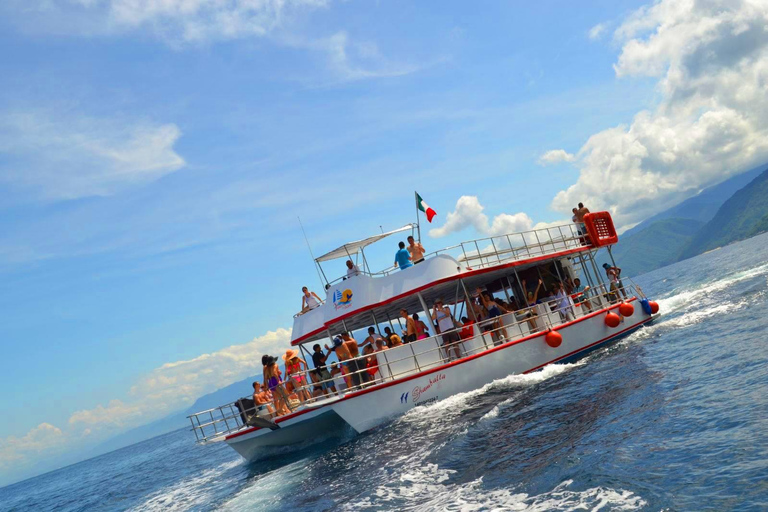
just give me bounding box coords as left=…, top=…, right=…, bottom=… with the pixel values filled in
left=332, top=289, right=353, bottom=309
left=400, top=392, right=409, bottom=403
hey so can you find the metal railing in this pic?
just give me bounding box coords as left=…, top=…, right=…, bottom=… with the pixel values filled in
left=190, top=281, right=641, bottom=444
left=319, top=222, right=589, bottom=289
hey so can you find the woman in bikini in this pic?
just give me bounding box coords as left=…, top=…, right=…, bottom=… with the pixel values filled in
left=283, top=349, right=311, bottom=404
left=413, top=313, right=430, bottom=340
left=476, top=288, right=510, bottom=344
left=264, top=357, right=291, bottom=416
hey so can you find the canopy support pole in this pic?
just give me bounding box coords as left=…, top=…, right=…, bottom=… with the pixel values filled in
left=460, top=279, right=479, bottom=324
left=416, top=291, right=435, bottom=332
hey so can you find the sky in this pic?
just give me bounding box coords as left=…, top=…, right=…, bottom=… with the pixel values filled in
left=2, top=0, right=768, bottom=487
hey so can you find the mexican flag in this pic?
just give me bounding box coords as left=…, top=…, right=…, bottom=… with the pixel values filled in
left=416, top=192, right=437, bottom=223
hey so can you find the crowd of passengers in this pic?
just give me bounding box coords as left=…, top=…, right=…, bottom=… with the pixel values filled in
left=253, top=269, right=627, bottom=421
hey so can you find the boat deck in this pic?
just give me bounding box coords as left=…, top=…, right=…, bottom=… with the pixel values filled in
left=188, top=279, right=642, bottom=444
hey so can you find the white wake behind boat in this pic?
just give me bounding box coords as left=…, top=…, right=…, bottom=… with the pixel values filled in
left=188, top=212, right=660, bottom=461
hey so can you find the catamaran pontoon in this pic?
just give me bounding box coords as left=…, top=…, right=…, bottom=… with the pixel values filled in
left=188, top=212, right=660, bottom=461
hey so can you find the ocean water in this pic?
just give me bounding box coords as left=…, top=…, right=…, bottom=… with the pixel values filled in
left=3, top=233, right=768, bottom=511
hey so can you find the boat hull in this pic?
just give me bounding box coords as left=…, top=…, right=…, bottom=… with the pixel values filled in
left=330, top=305, right=651, bottom=433
left=226, top=408, right=348, bottom=460
left=226, top=303, right=653, bottom=458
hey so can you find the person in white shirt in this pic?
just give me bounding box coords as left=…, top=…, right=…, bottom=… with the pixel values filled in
left=345, top=260, right=361, bottom=278
left=553, top=282, right=575, bottom=322
left=300, top=286, right=323, bottom=313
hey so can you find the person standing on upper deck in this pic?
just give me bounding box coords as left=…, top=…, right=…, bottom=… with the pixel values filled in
left=300, top=286, right=324, bottom=314
left=575, top=202, right=590, bottom=239
left=394, top=241, right=413, bottom=270
left=345, top=260, right=361, bottom=278
left=407, top=236, right=426, bottom=264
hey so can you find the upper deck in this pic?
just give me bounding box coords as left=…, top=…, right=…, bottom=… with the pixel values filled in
left=292, top=212, right=618, bottom=345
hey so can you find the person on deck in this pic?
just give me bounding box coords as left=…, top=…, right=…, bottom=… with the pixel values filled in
left=459, top=317, right=475, bottom=341
left=407, top=236, right=426, bottom=264
left=575, top=203, right=590, bottom=242
left=400, top=309, right=417, bottom=342
left=360, top=327, right=382, bottom=350
left=384, top=327, right=403, bottom=346
left=522, top=279, right=545, bottom=332
left=325, top=336, right=361, bottom=388
left=394, top=241, right=413, bottom=270
left=571, top=278, right=592, bottom=313
left=309, top=370, right=327, bottom=398
left=363, top=344, right=380, bottom=383
left=476, top=288, right=509, bottom=342
left=413, top=313, right=430, bottom=339
left=264, top=356, right=291, bottom=416
left=330, top=362, right=347, bottom=391
left=342, top=332, right=371, bottom=385
left=375, top=338, right=389, bottom=351
left=346, top=260, right=361, bottom=278
left=311, top=343, right=337, bottom=394
left=300, top=286, right=324, bottom=313
left=283, top=349, right=311, bottom=404
left=252, top=382, right=275, bottom=416
left=603, top=263, right=626, bottom=301
left=553, top=281, right=575, bottom=322
left=432, top=299, right=461, bottom=359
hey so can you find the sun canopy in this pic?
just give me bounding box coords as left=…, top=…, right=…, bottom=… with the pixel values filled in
left=315, top=224, right=416, bottom=263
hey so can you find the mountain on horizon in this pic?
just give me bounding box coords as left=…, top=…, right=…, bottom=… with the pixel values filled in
left=679, top=168, right=768, bottom=259
left=622, top=165, right=766, bottom=238
left=610, top=164, right=768, bottom=276
left=93, top=374, right=259, bottom=458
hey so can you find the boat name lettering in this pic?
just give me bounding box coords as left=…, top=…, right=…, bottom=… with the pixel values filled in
left=412, top=373, right=446, bottom=402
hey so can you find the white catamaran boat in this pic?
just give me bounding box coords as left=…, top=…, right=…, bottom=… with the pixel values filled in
left=188, top=211, right=660, bottom=461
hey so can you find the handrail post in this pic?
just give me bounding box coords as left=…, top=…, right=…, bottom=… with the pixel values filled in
left=490, top=237, right=500, bottom=264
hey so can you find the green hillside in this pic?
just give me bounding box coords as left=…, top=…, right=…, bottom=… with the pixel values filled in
left=610, top=218, right=704, bottom=276
left=679, top=168, right=768, bottom=259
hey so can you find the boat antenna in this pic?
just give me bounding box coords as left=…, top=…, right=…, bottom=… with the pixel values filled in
left=298, top=216, right=326, bottom=289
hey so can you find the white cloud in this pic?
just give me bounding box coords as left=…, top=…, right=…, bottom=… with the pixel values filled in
left=0, top=110, right=185, bottom=200
left=588, top=22, right=608, bottom=40
left=0, top=423, right=66, bottom=472
left=0, top=328, right=291, bottom=477
left=538, top=149, right=576, bottom=165
left=429, top=196, right=533, bottom=238
left=69, top=400, right=144, bottom=428
left=71, top=328, right=292, bottom=433
left=551, top=0, right=768, bottom=228
left=313, top=31, right=421, bottom=83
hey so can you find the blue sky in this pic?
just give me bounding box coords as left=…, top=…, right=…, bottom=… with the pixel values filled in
left=3, top=0, right=768, bottom=486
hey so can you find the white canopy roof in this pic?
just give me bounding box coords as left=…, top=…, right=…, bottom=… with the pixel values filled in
left=315, top=224, right=416, bottom=263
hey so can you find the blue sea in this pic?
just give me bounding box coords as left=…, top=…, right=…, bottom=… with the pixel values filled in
left=3, top=233, right=768, bottom=511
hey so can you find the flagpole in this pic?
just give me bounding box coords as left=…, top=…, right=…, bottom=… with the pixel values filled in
left=414, top=191, right=422, bottom=243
